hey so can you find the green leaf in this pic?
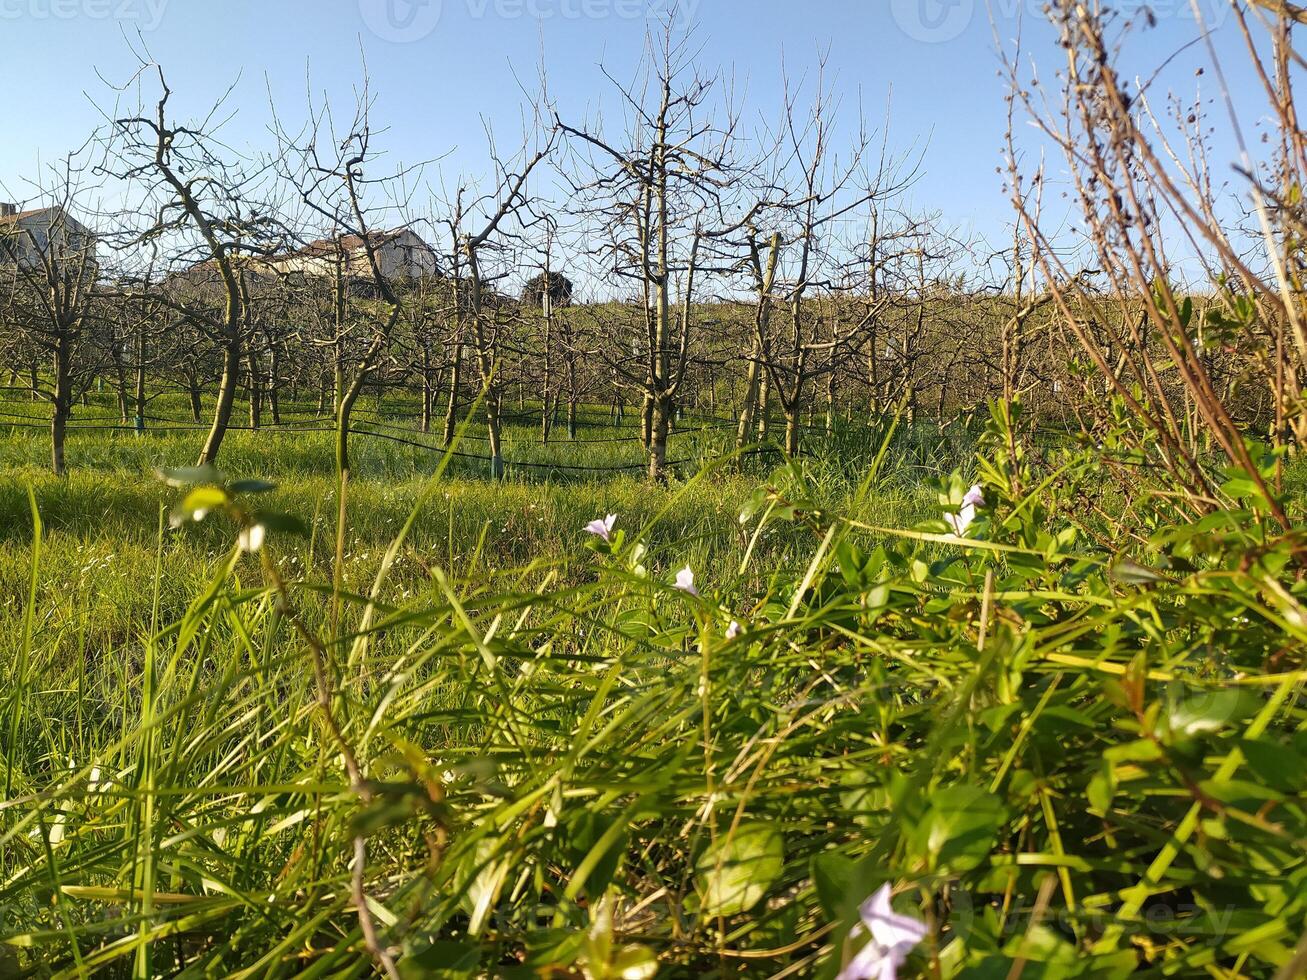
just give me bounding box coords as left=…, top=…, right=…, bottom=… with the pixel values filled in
left=252, top=512, right=310, bottom=537
left=177, top=485, right=229, bottom=519
left=155, top=464, right=222, bottom=488
left=1104, top=739, right=1164, bottom=764
left=1166, top=688, right=1261, bottom=738
left=565, top=811, right=627, bottom=899
left=230, top=478, right=278, bottom=494
left=1086, top=760, right=1117, bottom=817
left=1240, top=737, right=1307, bottom=794
left=696, top=823, right=784, bottom=917
left=608, top=944, right=658, bottom=980
left=1109, top=560, right=1166, bottom=586
left=398, top=940, right=479, bottom=979
left=520, top=929, right=587, bottom=972
left=911, top=784, right=1006, bottom=874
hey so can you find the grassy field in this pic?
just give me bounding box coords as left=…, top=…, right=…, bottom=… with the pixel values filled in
left=1, top=394, right=1305, bottom=978
left=0, top=392, right=962, bottom=652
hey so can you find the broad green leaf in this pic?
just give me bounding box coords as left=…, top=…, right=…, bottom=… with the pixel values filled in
left=155, top=464, right=222, bottom=487
left=696, top=823, right=784, bottom=917
left=399, top=940, right=479, bottom=979
left=912, top=784, right=1006, bottom=874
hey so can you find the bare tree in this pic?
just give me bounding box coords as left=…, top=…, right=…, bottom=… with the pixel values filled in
left=559, top=26, right=739, bottom=481
left=272, top=77, right=431, bottom=476
left=441, top=118, right=558, bottom=477
left=104, top=66, right=283, bottom=465
left=0, top=160, right=105, bottom=475
left=735, top=67, right=914, bottom=455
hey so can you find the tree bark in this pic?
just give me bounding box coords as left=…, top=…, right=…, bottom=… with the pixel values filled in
left=421, top=345, right=433, bottom=434
left=133, top=323, right=147, bottom=434
left=247, top=351, right=262, bottom=430
left=443, top=339, right=463, bottom=446
left=269, top=345, right=282, bottom=425
left=198, top=338, right=241, bottom=466
left=187, top=373, right=203, bottom=423
left=51, top=336, right=71, bottom=476
left=648, top=394, right=672, bottom=483
left=736, top=343, right=761, bottom=452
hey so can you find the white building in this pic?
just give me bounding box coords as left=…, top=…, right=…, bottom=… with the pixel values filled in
left=267, top=228, right=438, bottom=281
left=0, top=203, right=97, bottom=268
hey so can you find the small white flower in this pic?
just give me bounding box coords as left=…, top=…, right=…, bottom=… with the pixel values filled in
left=836, top=884, right=928, bottom=980
left=725, top=620, right=742, bottom=640
left=193, top=508, right=209, bottom=522
left=584, top=514, right=618, bottom=543
left=238, top=523, right=266, bottom=553
left=945, top=484, right=985, bottom=536
left=673, top=566, right=699, bottom=597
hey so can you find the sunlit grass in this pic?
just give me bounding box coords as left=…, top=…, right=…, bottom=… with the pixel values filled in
left=2, top=396, right=1300, bottom=977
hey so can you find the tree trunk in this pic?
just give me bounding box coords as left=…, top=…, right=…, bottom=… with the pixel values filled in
left=736, top=349, right=761, bottom=452
left=648, top=394, right=672, bottom=483
left=825, top=368, right=837, bottom=434
left=248, top=352, right=263, bottom=430
left=187, top=374, right=203, bottom=423
left=269, top=346, right=282, bottom=425
left=541, top=303, right=553, bottom=444
left=132, top=352, right=146, bottom=434
left=564, top=358, right=578, bottom=439
left=443, top=341, right=463, bottom=446
left=486, top=392, right=505, bottom=479
left=420, top=345, right=433, bottom=434
left=51, top=337, right=71, bottom=477
left=337, top=389, right=359, bottom=476
left=133, top=323, right=147, bottom=434
left=198, top=338, right=241, bottom=465
left=641, top=391, right=654, bottom=449
left=784, top=406, right=800, bottom=457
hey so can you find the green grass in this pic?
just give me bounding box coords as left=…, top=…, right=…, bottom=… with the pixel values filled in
left=0, top=392, right=966, bottom=656
left=1, top=394, right=1304, bottom=979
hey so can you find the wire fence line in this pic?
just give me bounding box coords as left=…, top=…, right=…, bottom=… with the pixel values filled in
left=2, top=382, right=914, bottom=479
left=0, top=407, right=796, bottom=476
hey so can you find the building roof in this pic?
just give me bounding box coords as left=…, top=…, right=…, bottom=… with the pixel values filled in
left=0, top=206, right=93, bottom=237
left=0, top=205, right=77, bottom=226
left=281, top=228, right=415, bottom=261
left=0, top=208, right=52, bottom=225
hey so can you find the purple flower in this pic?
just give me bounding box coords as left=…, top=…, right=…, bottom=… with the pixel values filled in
left=835, top=884, right=928, bottom=980
left=725, top=620, right=742, bottom=640
left=945, top=484, right=985, bottom=536
left=673, top=566, right=698, bottom=596
left=584, top=514, right=618, bottom=543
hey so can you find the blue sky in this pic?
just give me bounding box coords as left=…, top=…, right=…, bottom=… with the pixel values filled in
left=0, top=0, right=1266, bottom=254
